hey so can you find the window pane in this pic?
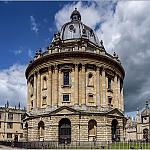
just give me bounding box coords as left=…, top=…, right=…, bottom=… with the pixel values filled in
left=64, top=72, right=69, bottom=85
left=8, top=113, right=13, bottom=120
left=63, top=95, right=69, bottom=101
left=108, top=78, right=111, bottom=89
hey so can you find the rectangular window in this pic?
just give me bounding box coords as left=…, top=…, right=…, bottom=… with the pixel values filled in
left=63, top=94, right=70, bottom=102
left=20, top=133, right=23, bottom=138
left=0, top=122, right=1, bottom=128
left=8, top=113, right=13, bottom=120
left=108, top=97, right=112, bottom=107
left=7, top=122, right=13, bottom=129
left=0, top=113, right=1, bottom=119
left=7, top=133, right=12, bottom=138
left=120, top=79, right=123, bottom=93
left=63, top=72, right=69, bottom=85
left=108, top=77, right=111, bottom=89
left=88, top=94, right=94, bottom=103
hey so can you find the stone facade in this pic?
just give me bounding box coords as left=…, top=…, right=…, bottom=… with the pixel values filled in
left=24, top=9, right=126, bottom=143
left=125, top=101, right=150, bottom=141
left=0, top=104, right=26, bottom=141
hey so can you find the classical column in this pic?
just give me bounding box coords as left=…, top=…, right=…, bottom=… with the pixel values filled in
left=47, top=66, right=52, bottom=106
left=82, top=64, right=86, bottom=105
left=102, top=68, right=106, bottom=107
left=27, top=81, right=30, bottom=111
left=33, top=72, right=37, bottom=108
left=53, top=65, right=58, bottom=106
left=117, top=77, right=121, bottom=110
left=121, top=86, right=124, bottom=111
left=37, top=71, right=41, bottom=108
left=114, top=75, right=118, bottom=108
left=96, top=66, right=100, bottom=109
left=74, top=64, right=79, bottom=105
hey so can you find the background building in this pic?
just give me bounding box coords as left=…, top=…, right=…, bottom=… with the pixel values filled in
left=125, top=101, right=150, bottom=141
left=0, top=102, right=26, bottom=142
left=24, top=9, right=125, bottom=143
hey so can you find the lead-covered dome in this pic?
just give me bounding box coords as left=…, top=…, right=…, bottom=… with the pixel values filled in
left=60, top=8, right=100, bottom=46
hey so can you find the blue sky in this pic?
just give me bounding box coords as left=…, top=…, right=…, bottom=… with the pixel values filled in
left=0, top=1, right=150, bottom=115
left=0, top=1, right=70, bottom=68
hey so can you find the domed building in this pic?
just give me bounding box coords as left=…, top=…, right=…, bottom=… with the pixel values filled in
left=24, top=9, right=125, bottom=144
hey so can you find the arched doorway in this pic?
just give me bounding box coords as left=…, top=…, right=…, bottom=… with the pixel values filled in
left=143, top=128, right=148, bottom=142
left=38, top=121, right=44, bottom=141
left=88, top=119, right=97, bottom=141
left=111, top=119, right=120, bottom=142
left=59, top=118, right=71, bottom=144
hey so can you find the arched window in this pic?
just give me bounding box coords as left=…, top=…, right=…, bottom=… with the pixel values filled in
left=108, top=77, right=111, bottom=89
left=24, top=122, right=28, bottom=141
left=42, top=96, right=47, bottom=106
left=63, top=71, right=69, bottom=85
left=43, top=76, right=47, bottom=89
left=111, top=119, right=120, bottom=142
left=31, top=100, right=33, bottom=109
left=143, top=128, right=148, bottom=141
left=88, top=119, right=97, bottom=141
left=88, top=73, right=94, bottom=86
left=38, top=121, right=44, bottom=140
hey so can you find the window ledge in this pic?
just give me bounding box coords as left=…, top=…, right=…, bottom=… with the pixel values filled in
left=87, top=85, right=94, bottom=87
left=107, top=88, right=113, bottom=93
left=61, top=84, right=71, bottom=88
left=88, top=101, right=95, bottom=103
left=62, top=101, right=70, bottom=103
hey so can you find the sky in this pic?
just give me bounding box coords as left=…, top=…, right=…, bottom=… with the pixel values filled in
left=0, top=1, right=150, bottom=114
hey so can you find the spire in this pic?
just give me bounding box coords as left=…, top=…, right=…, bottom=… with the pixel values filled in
left=6, top=100, right=9, bottom=108
left=70, top=8, right=81, bottom=21
left=18, top=102, right=20, bottom=109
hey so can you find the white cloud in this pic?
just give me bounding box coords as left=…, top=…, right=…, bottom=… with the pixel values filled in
left=55, top=1, right=150, bottom=112
left=0, top=64, right=27, bottom=108
left=30, top=15, right=38, bottom=34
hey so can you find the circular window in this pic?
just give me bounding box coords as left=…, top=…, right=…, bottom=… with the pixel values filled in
left=69, top=25, right=74, bottom=31
left=82, top=29, right=86, bottom=34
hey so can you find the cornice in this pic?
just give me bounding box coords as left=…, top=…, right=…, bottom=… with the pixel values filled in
left=26, top=51, right=125, bottom=79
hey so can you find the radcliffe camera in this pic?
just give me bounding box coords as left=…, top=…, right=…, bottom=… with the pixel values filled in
left=0, top=1, right=150, bottom=149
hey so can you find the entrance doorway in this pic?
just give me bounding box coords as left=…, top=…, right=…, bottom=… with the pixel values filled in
left=143, top=128, right=148, bottom=142
left=59, top=118, right=71, bottom=144
left=111, top=119, right=120, bottom=142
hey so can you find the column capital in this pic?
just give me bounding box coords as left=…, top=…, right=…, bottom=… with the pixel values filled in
left=48, top=65, right=52, bottom=71
left=54, top=64, right=58, bottom=70
left=101, top=66, right=106, bottom=72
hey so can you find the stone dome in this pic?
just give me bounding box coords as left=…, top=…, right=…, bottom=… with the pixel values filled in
left=60, top=8, right=100, bottom=46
